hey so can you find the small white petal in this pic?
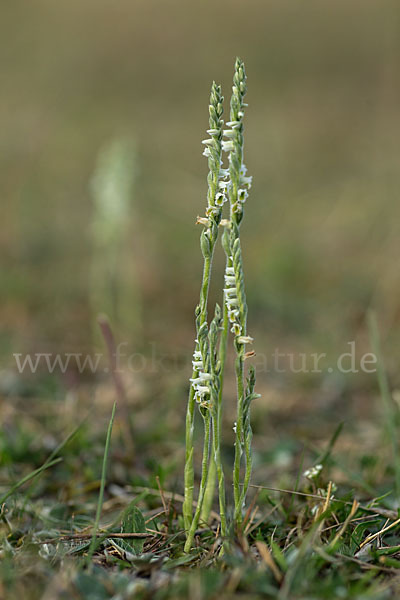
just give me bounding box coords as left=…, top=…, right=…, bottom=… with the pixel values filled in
left=231, top=323, right=242, bottom=335
left=222, top=140, right=235, bottom=152
left=224, top=275, right=236, bottom=286
left=237, top=335, right=254, bottom=344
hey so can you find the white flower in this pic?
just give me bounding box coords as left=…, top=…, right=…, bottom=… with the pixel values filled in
left=223, top=129, right=236, bottom=139
left=226, top=120, right=241, bottom=129
left=206, top=128, right=219, bottom=135
left=238, top=189, right=248, bottom=202
left=231, top=323, right=242, bottom=335
left=226, top=297, right=239, bottom=307
left=218, top=181, right=229, bottom=190
left=228, top=309, right=240, bottom=322
left=303, top=464, right=323, bottom=480
left=233, top=422, right=237, bottom=433
left=224, top=275, right=236, bottom=286
left=190, top=373, right=212, bottom=385
left=194, top=385, right=211, bottom=400
left=202, top=148, right=211, bottom=158
left=222, top=140, right=235, bottom=152
left=224, top=287, right=237, bottom=298
left=226, top=266, right=235, bottom=276
left=238, top=335, right=253, bottom=344
left=201, top=138, right=214, bottom=146
left=206, top=206, right=220, bottom=217
left=215, top=192, right=226, bottom=207
left=240, top=175, right=252, bottom=188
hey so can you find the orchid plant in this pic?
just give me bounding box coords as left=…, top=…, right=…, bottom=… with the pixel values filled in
left=183, top=58, right=259, bottom=552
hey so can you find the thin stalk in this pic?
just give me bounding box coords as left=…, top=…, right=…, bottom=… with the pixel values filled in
left=184, top=82, right=226, bottom=535
left=233, top=356, right=245, bottom=522
left=223, top=58, right=255, bottom=526
left=367, top=310, right=400, bottom=502
left=200, top=451, right=216, bottom=524
left=213, top=402, right=227, bottom=536
left=184, top=411, right=211, bottom=552
left=86, top=401, right=116, bottom=569
left=215, top=273, right=230, bottom=534
left=0, top=458, right=62, bottom=506
left=201, top=292, right=229, bottom=528
left=240, top=426, right=253, bottom=511
left=183, top=255, right=213, bottom=531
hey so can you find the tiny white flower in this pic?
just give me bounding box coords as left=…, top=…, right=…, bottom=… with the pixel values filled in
left=231, top=323, right=242, bottom=335
left=201, top=138, right=214, bottom=146
left=222, top=140, right=235, bottom=152
left=194, top=385, right=210, bottom=397
left=224, top=275, right=236, bottom=286
left=224, top=287, right=237, bottom=297
left=303, top=464, right=323, bottom=480
left=215, top=192, right=226, bottom=207
left=202, top=148, right=211, bottom=158
left=206, top=128, right=219, bottom=135
left=233, top=422, right=237, bottom=433
left=226, top=120, right=240, bottom=129
left=206, top=206, right=219, bottom=217
left=226, top=266, right=235, bottom=276
left=190, top=373, right=212, bottom=385
left=228, top=309, right=240, bottom=322
left=240, top=175, right=252, bottom=188
left=218, top=181, right=229, bottom=190
left=223, top=129, right=236, bottom=139
left=238, top=335, right=253, bottom=344
left=192, top=360, right=203, bottom=370
left=238, top=189, right=248, bottom=202
left=226, top=298, right=239, bottom=307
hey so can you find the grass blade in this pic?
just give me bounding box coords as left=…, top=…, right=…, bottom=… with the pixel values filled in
left=86, top=401, right=117, bottom=568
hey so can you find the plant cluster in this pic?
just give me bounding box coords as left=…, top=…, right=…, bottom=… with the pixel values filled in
left=183, top=58, right=260, bottom=552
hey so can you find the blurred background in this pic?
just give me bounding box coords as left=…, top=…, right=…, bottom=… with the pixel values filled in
left=1, top=0, right=400, bottom=490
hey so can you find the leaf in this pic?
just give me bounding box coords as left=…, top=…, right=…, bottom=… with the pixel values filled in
left=115, top=503, right=147, bottom=555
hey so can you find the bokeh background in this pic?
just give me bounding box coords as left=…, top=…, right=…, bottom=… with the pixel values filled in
left=1, top=0, right=400, bottom=488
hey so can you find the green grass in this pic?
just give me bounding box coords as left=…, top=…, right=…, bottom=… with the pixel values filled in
left=1, top=2, right=400, bottom=596
left=1, top=373, right=400, bottom=599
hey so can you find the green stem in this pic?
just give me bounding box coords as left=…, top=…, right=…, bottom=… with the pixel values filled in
left=86, top=402, right=116, bottom=568
left=183, top=255, right=213, bottom=532
left=233, top=355, right=245, bottom=524
left=201, top=451, right=216, bottom=524
left=183, top=385, right=196, bottom=531
left=239, top=428, right=252, bottom=513
left=216, top=279, right=229, bottom=534
left=184, top=411, right=211, bottom=553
